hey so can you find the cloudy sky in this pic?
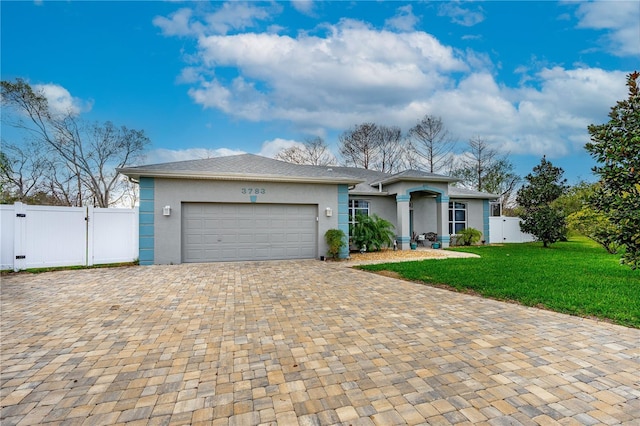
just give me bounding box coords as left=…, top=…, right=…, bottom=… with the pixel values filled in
left=2, top=1, right=638, bottom=183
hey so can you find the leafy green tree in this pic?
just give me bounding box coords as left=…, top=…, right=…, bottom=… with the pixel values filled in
left=555, top=181, right=620, bottom=253
left=567, top=208, right=619, bottom=254
left=516, top=156, right=568, bottom=247
left=585, top=71, right=640, bottom=269
left=351, top=213, right=395, bottom=252
left=552, top=181, right=593, bottom=217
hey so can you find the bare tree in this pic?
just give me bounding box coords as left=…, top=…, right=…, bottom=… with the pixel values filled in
left=0, top=141, right=47, bottom=202
left=376, top=125, right=405, bottom=173
left=275, top=137, right=335, bottom=165
left=407, top=115, right=456, bottom=173
left=338, top=123, right=381, bottom=170
left=1, top=79, right=150, bottom=207
left=452, top=136, right=520, bottom=203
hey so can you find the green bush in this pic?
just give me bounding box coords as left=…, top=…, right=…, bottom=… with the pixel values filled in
left=351, top=213, right=395, bottom=252
left=457, top=227, right=482, bottom=246
left=324, top=229, right=347, bottom=259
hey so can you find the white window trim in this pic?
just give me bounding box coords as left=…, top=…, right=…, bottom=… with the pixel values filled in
left=449, top=201, right=467, bottom=235
left=349, top=199, right=370, bottom=235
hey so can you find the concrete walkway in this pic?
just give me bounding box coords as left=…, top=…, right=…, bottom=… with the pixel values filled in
left=1, top=261, right=638, bottom=425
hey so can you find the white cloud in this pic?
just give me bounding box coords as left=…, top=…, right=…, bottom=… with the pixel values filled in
left=428, top=67, right=627, bottom=157
left=385, top=5, right=419, bottom=32
left=291, top=1, right=314, bottom=16
left=142, top=147, right=245, bottom=165
left=154, top=2, right=278, bottom=37
left=574, top=1, right=640, bottom=57
left=155, top=4, right=630, bottom=163
left=152, top=8, right=200, bottom=37
left=258, top=138, right=301, bottom=157
left=189, top=18, right=466, bottom=126
left=33, top=83, right=92, bottom=117
left=140, top=140, right=297, bottom=165
left=438, top=3, right=485, bottom=27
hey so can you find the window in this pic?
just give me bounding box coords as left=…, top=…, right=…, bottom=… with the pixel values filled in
left=349, top=199, right=369, bottom=235
left=449, top=201, right=466, bottom=234
left=490, top=202, right=501, bottom=217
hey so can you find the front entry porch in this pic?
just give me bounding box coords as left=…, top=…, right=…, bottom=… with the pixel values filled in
left=395, top=187, right=449, bottom=250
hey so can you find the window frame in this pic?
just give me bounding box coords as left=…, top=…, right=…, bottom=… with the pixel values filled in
left=448, top=201, right=467, bottom=234
left=348, top=199, right=370, bottom=236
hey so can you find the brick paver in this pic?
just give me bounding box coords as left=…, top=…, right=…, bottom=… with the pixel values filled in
left=1, top=261, right=638, bottom=425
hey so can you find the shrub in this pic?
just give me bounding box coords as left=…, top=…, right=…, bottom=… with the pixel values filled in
left=324, top=229, right=347, bottom=259
left=351, top=213, right=395, bottom=252
left=457, top=227, right=482, bottom=246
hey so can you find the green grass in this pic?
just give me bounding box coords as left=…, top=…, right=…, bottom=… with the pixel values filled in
left=1, top=261, right=138, bottom=275
left=359, top=236, right=640, bottom=328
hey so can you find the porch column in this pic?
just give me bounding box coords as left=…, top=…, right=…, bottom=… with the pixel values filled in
left=436, top=195, right=450, bottom=247
left=396, top=194, right=411, bottom=250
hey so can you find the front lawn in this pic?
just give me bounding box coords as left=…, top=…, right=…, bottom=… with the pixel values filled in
left=359, top=237, right=640, bottom=328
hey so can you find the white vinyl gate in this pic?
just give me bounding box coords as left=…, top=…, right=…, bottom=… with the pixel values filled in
left=489, top=216, right=536, bottom=243
left=1, top=202, right=138, bottom=271
left=182, top=203, right=317, bottom=262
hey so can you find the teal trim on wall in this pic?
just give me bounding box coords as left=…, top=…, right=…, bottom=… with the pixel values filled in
left=404, top=185, right=444, bottom=196
left=435, top=195, right=450, bottom=203
left=483, top=199, right=490, bottom=242
left=396, top=194, right=410, bottom=202
left=139, top=177, right=155, bottom=265
left=139, top=187, right=154, bottom=200
left=337, top=185, right=350, bottom=259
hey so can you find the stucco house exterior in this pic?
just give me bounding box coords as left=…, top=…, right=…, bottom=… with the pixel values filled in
left=119, top=154, right=498, bottom=265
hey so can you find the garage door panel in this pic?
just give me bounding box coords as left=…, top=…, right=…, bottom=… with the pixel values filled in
left=299, top=233, right=315, bottom=243
left=182, top=203, right=317, bottom=262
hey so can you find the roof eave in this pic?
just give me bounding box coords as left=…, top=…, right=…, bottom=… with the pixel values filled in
left=449, top=193, right=500, bottom=200
left=370, top=176, right=458, bottom=187
left=117, top=168, right=363, bottom=185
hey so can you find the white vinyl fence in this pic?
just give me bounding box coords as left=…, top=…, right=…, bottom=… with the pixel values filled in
left=489, top=216, right=536, bottom=244
left=1, top=202, right=138, bottom=271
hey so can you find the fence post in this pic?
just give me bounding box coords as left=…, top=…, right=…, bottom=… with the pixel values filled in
left=86, top=206, right=94, bottom=266
left=13, top=202, right=27, bottom=271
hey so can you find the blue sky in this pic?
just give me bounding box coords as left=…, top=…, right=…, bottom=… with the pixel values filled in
left=2, top=1, right=639, bottom=184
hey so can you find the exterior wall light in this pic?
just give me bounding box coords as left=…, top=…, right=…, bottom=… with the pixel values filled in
left=163, top=205, right=171, bottom=216
left=325, top=207, right=333, bottom=217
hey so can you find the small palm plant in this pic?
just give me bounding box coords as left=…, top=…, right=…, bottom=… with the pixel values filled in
left=351, top=213, right=395, bottom=252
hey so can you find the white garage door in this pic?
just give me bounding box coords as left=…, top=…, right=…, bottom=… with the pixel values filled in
left=182, top=203, right=317, bottom=262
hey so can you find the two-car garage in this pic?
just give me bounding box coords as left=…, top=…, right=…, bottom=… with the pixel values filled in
left=182, top=203, right=318, bottom=262
left=118, top=154, right=358, bottom=265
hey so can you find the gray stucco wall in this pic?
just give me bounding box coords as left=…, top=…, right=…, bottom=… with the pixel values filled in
left=152, top=178, right=341, bottom=264
left=454, top=199, right=488, bottom=241
left=411, top=196, right=437, bottom=235
left=363, top=195, right=397, bottom=229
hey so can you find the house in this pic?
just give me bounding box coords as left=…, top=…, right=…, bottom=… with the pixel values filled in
left=118, top=154, right=498, bottom=265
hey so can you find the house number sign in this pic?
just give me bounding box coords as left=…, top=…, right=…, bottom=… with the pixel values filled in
left=241, top=187, right=266, bottom=194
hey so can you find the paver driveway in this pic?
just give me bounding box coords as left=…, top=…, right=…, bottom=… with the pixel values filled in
left=1, top=261, right=638, bottom=425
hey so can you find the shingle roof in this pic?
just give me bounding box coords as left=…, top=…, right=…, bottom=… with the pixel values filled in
left=118, top=154, right=498, bottom=199
left=371, top=169, right=456, bottom=186
left=449, top=186, right=500, bottom=199
left=118, top=154, right=363, bottom=184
